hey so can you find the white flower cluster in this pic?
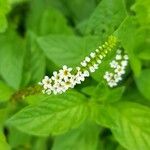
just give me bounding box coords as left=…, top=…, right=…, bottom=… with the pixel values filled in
left=104, top=49, right=129, bottom=87
left=39, top=65, right=92, bottom=95
left=39, top=36, right=118, bottom=95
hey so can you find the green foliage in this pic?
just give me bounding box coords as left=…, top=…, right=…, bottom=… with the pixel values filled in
left=0, top=30, right=25, bottom=89
left=0, top=81, right=14, bottom=102
left=8, top=91, right=89, bottom=136
left=92, top=102, right=150, bottom=150
left=0, top=130, right=10, bottom=150
left=0, top=0, right=10, bottom=33
left=82, top=0, right=127, bottom=38
left=37, top=35, right=100, bottom=67
left=0, top=0, right=149, bottom=149
left=52, top=121, right=100, bottom=150
left=135, top=69, right=150, bottom=100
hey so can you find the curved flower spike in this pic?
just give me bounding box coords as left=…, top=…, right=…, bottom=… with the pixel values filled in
left=103, top=49, right=129, bottom=87
left=39, top=36, right=118, bottom=95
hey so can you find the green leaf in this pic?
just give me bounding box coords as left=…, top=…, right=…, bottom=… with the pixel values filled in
left=0, top=14, right=7, bottom=33
left=0, top=130, right=10, bottom=150
left=131, top=0, right=150, bottom=26
left=115, top=16, right=142, bottom=76
left=92, top=83, right=125, bottom=103
left=136, top=27, right=150, bottom=60
left=61, top=0, right=97, bottom=23
left=37, top=35, right=100, bottom=67
left=0, top=0, right=10, bottom=33
left=52, top=121, right=100, bottom=150
left=7, top=91, right=89, bottom=136
left=0, top=30, right=25, bottom=89
left=8, top=127, right=31, bottom=148
left=0, top=81, right=14, bottom=102
left=93, top=102, right=150, bottom=150
left=26, top=31, right=46, bottom=83
left=135, top=69, right=150, bottom=100
left=84, top=0, right=127, bottom=38
left=27, top=0, right=73, bottom=36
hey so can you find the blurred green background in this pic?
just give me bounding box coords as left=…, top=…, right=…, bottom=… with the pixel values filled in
left=0, top=0, right=150, bottom=150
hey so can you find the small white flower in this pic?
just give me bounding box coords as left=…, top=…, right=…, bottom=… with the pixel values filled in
left=108, top=80, right=117, bottom=87
left=41, top=76, right=52, bottom=89
left=76, top=67, right=81, bottom=71
left=42, top=89, right=46, bottom=94
left=110, top=60, right=118, bottom=68
left=85, top=57, right=91, bottom=62
left=115, top=66, right=125, bottom=75
left=104, top=72, right=113, bottom=81
left=104, top=42, right=108, bottom=46
left=42, top=76, right=50, bottom=84
left=93, top=64, right=98, bottom=70
left=99, top=46, right=102, bottom=50
left=99, top=55, right=103, bottom=59
left=38, top=82, right=43, bottom=85
left=116, top=49, right=121, bottom=54
left=104, top=50, right=108, bottom=54
left=97, top=59, right=101, bottom=64
left=62, top=78, right=74, bottom=89
left=124, top=55, right=129, bottom=60
left=90, top=52, right=96, bottom=58
left=59, top=65, right=72, bottom=80
left=81, top=61, right=87, bottom=67
left=95, top=49, right=99, bottom=53
left=114, top=74, right=122, bottom=82
left=75, top=71, right=85, bottom=84
left=121, top=60, right=128, bottom=67
left=52, top=83, right=66, bottom=94
left=89, top=66, right=95, bottom=73
left=116, top=54, right=122, bottom=60
left=52, top=71, right=62, bottom=82
left=83, top=70, right=90, bottom=77
left=46, top=89, right=52, bottom=95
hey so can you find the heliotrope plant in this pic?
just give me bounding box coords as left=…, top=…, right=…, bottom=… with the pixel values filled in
left=39, top=36, right=129, bottom=95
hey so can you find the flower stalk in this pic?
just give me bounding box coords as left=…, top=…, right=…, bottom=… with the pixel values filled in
left=39, top=36, right=119, bottom=95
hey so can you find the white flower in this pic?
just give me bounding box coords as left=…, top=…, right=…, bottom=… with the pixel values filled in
left=104, top=50, right=108, bottom=54
left=83, top=70, right=90, bottom=77
left=99, top=55, right=103, bottom=59
left=115, top=65, right=125, bottom=75
left=89, top=66, right=95, bottom=73
left=90, top=52, right=96, bottom=58
left=110, top=60, right=118, bottom=68
left=76, top=67, right=81, bottom=71
left=52, top=83, right=66, bottom=94
left=108, top=79, right=117, bottom=87
left=75, top=71, right=85, bottom=84
left=95, top=49, right=99, bottom=53
left=124, top=55, right=129, bottom=60
left=99, top=46, right=102, bottom=50
left=81, top=61, right=87, bottom=67
left=93, top=64, right=98, bottom=70
left=97, top=59, right=101, bottom=64
left=121, top=60, right=128, bottom=67
left=104, top=72, right=113, bottom=81
left=114, top=74, right=122, bottom=82
left=41, top=76, right=52, bottom=89
left=85, top=57, right=91, bottom=62
left=46, top=89, right=52, bottom=95
left=42, top=89, right=46, bottom=94
left=59, top=65, right=72, bottom=80
left=116, top=54, right=122, bottom=60
left=52, top=71, right=62, bottom=82
left=116, top=49, right=121, bottom=54
left=64, top=77, right=75, bottom=89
